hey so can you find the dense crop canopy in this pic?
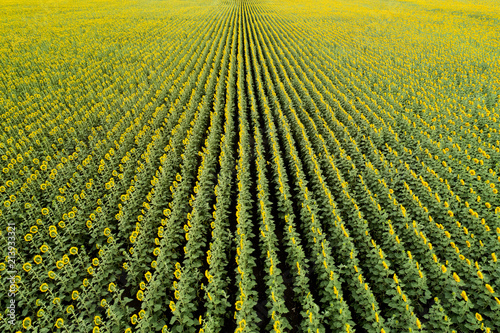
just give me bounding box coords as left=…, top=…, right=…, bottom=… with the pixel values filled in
left=1, top=0, right=500, bottom=332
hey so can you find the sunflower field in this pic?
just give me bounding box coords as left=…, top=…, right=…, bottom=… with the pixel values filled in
left=1, top=0, right=500, bottom=332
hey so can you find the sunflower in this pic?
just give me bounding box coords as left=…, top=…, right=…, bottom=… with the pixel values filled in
left=23, top=263, right=32, bottom=272
left=33, top=255, right=43, bottom=265
left=22, top=317, right=31, bottom=329
left=55, top=318, right=64, bottom=329
left=39, top=283, right=49, bottom=292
